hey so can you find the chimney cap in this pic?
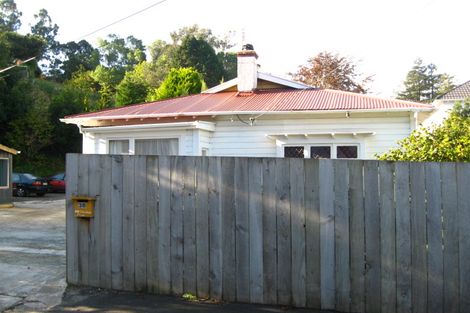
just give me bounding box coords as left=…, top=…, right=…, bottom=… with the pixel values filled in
left=242, top=43, right=254, bottom=51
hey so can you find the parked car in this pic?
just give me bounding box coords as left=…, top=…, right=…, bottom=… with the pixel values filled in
left=12, top=173, right=48, bottom=197
left=47, top=172, right=66, bottom=193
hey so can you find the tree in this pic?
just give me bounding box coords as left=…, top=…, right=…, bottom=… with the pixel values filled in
left=146, top=67, right=202, bottom=101
left=290, top=51, right=372, bottom=93
left=0, top=0, right=21, bottom=32
left=378, top=99, right=470, bottom=162
left=115, top=62, right=150, bottom=106
left=54, top=40, right=100, bottom=81
left=174, top=36, right=223, bottom=88
left=218, top=51, right=237, bottom=81
left=397, top=58, right=455, bottom=102
left=170, top=24, right=234, bottom=51
left=98, top=34, right=146, bottom=80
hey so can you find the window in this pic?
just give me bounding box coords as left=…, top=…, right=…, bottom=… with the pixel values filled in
left=0, top=158, right=8, bottom=188
left=284, top=146, right=304, bottom=158
left=135, top=138, right=179, bottom=156
left=337, top=146, right=358, bottom=159
left=310, top=146, right=331, bottom=159
left=109, top=140, right=129, bottom=155
left=284, top=144, right=359, bottom=159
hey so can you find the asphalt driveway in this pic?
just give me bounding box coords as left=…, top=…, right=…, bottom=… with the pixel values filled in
left=0, top=193, right=66, bottom=312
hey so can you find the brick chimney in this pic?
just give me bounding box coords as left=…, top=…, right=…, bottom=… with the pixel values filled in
left=237, top=44, right=258, bottom=92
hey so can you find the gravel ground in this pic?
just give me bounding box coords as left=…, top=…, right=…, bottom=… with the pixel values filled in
left=0, top=193, right=66, bottom=312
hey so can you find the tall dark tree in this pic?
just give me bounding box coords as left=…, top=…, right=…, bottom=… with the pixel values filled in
left=54, top=40, right=100, bottom=81
left=397, top=58, right=455, bottom=102
left=218, top=51, right=237, bottom=81
left=0, top=0, right=21, bottom=32
left=291, top=51, right=372, bottom=93
left=30, top=9, right=60, bottom=75
left=98, top=34, right=146, bottom=80
left=175, top=36, right=223, bottom=88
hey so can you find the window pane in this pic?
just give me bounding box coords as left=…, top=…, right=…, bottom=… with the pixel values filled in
left=109, top=140, right=129, bottom=154
left=337, top=146, right=358, bottom=159
left=135, top=139, right=179, bottom=155
left=284, top=146, right=304, bottom=158
left=310, top=146, right=331, bottom=159
left=0, top=159, right=8, bottom=187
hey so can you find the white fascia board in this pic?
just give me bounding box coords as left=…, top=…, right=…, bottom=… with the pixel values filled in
left=257, top=72, right=312, bottom=89
left=81, top=121, right=215, bottom=133
left=202, top=78, right=238, bottom=94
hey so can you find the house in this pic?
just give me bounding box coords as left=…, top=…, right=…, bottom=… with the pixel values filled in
left=0, top=144, right=19, bottom=208
left=423, top=80, right=470, bottom=127
left=61, top=46, right=434, bottom=160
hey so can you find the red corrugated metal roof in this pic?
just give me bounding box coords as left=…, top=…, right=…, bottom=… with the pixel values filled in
left=64, top=89, right=433, bottom=121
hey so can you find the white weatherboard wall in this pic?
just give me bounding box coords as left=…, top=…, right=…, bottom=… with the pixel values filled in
left=81, top=112, right=416, bottom=159
left=209, top=112, right=414, bottom=159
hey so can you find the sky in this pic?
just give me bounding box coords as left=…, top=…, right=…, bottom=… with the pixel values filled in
left=14, top=0, right=470, bottom=97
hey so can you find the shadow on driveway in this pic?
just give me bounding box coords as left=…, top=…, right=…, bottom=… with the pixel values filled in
left=50, top=286, right=334, bottom=313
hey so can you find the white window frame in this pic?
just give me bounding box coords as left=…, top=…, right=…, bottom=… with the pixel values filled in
left=107, top=139, right=131, bottom=155
left=107, top=137, right=182, bottom=155
left=283, top=143, right=361, bottom=159
left=0, top=158, right=9, bottom=189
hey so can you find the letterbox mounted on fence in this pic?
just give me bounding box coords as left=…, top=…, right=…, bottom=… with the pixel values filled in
left=71, top=195, right=96, bottom=218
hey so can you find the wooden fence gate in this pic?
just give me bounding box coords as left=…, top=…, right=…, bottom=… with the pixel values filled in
left=66, top=154, right=470, bottom=313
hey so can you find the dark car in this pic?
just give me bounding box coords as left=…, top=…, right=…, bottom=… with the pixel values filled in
left=47, top=172, right=66, bottom=193
left=12, top=173, right=48, bottom=197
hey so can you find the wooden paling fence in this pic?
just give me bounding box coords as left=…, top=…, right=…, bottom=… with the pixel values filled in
left=66, top=154, right=470, bottom=313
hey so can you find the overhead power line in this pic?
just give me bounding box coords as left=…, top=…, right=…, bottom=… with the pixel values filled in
left=76, top=0, right=169, bottom=41
left=0, top=57, right=36, bottom=74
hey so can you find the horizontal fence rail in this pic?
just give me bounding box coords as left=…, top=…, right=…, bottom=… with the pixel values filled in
left=65, top=154, right=470, bottom=313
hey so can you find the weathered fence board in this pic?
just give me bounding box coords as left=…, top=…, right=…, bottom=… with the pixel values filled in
left=304, top=159, right=320, bottom=308
left=334, top=160, right=350, bottom=313
left=457, top=163, right=470, bottom=313
left=66, top=155, right=469, bottom=313
left=234, top=157, right=250, bottom=303
left=425, top=163, right=443, bottom=313
left=364, top=161, right=381, bottom=313
left=195, top=157, right=209, bottom=298
left=380, top=161, right=396, bottom=313
left=65, top=154, right=79, bottom=285
left=395, top=162, right=412, bottom=313
left=208, top=157, right=222, bottom=299
left=349, top=160, right=365, bottom=313
left=146, top=156, right=159, bottom=293
left=221, top=157, right=236, bottom=302
left=182, top=157, right=196, bottom=295
left=290, top=158, right=306, bottom=308
left=276, top=158, right=291, bottom=306
left=410, top=163, right=427, bottom=313
left=77, top=154, right=90, bottom=286
left=122, top=156, right=135, bottom=291
left=170, top=157, right=183, bottom=295
left=134, top=156, right=147, bottom=291
left=157, top=156, right=171, bottom=294
left=262, top=158, right=277, bottom=305
left=441, top=163, right=459, bottom=313
left=319, top=159, right=334, bottom=310
left=249, top=158, right=263, bottom=304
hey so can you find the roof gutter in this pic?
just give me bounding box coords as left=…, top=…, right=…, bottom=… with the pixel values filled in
left=62, top=107, right=435, bottom=125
